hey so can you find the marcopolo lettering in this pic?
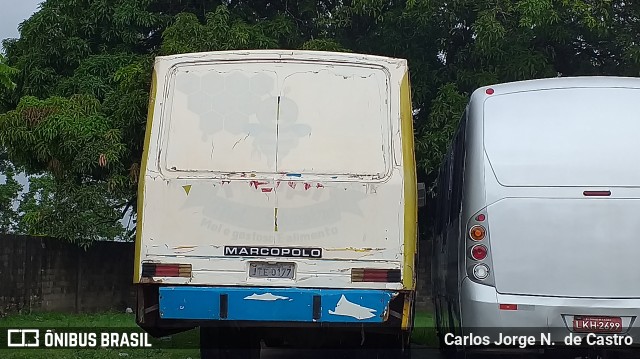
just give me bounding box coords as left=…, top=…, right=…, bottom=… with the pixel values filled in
left=224, top=246, right=322, bottom=258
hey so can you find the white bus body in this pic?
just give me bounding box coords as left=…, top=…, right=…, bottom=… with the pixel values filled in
left=133, top=50, right=421, bottom=357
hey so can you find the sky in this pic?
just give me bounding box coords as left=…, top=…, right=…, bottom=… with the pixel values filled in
left=0, top=0, right=41, bottom=51
left=0, top=0, right=40, bottom=193
left=0, top=0, right=39, bottom=225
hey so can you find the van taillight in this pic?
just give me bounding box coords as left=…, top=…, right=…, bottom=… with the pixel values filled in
left=351, top=268, right=401, bottom=283
left=467, top=210, right=492, bottom=283
left=472, top=264, right=490, bottom=280
left=470, top=245, right=488, bottom=261
left=469, top=225, right=486, bottom=241
left=142, top=263, right=192, bottom=278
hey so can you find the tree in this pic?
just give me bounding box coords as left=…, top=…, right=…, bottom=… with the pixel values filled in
left=1, top=0, right=640, bottom=244
left=0, top=55, right=19, bottom=91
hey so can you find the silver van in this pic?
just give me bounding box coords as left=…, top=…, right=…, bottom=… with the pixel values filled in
left=432, top=77, right=640, bottom=357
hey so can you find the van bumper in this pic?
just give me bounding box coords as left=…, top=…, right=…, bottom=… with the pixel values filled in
left=459, top=278, right=640, bottom=346
left=158, top=286, right=396, bottom=323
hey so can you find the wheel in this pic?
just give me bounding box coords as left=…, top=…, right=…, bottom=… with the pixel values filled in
left=262, top=337, right=285, bottom=348
left=200, top=326, right=261, bottom=359
left=357, top=332, right=411, bottom=359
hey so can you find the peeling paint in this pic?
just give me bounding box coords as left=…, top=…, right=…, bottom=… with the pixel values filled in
left=244, top=293, right=290, bottom=301
left=328, top=295, right=377, bottom=320
left=274, top=208, right=279, bottom=232
left=325, top=247, right=383, bottom=252
left=250, top=180, right=268, bottom=189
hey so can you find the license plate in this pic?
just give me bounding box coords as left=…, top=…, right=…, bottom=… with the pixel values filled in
left=249, top=262, right=295, bottom=279
left=573, top=316, right=623, bottom=333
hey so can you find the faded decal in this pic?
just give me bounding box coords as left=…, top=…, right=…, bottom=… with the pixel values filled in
left=182, top=185, right=192, bottom=195
left=174, top=69, right=311, bottom=164
left=244, top=293, right=290, bottom=301
left=328, top=295, right=377, bottom=320
left=183, top=186, right=365, bottom=231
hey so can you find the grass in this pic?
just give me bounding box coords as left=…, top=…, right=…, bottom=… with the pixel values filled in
left=1, top=311, right=437, bottom=358
left=411, top=311, right=438, bottom=347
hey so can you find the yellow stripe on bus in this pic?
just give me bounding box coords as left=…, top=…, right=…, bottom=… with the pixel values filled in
left=400, top=71, right=418, bottom=290
left=133, top=69, right=158, bottom=284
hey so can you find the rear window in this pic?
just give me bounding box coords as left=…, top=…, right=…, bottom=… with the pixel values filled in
left=484, top=87, right=640, bottom=187
left=161, top=62, right=391, bottom=176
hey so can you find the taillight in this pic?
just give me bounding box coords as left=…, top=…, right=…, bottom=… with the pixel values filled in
left=470, top=244, right=488, bottom=261
left=351, top=268, right=401, bottom=283
left=469, top=225, right=486, bottom=241
left=472, top=264, right=490, bottom=280
left=467, top=210, right=492, bottom=283
left=142, top=263, right=192, bottom=278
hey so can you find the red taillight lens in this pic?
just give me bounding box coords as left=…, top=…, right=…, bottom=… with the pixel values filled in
left=142, top=263, right=192, bottom=278
left=351, top=268, right=401, bottom=283
left=470, top=245, right=488, bottom=261
left=499, top=304, right=518, bottom=311
left=476, top=214, right=486, bottom=221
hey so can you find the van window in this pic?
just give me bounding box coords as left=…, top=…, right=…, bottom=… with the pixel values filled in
left=484, top=87, right=640, bottom=187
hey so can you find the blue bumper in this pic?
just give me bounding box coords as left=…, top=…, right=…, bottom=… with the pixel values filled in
left=159, top=287, right=397, bottom=323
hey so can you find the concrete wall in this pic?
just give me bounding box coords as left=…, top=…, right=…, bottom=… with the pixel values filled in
left=0, top=235, right=135, bottom=314
left=0, top=234, right=432, bottom=314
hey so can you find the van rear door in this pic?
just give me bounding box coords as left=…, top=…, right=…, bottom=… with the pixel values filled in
left=483, top=87, right=640, bottom=298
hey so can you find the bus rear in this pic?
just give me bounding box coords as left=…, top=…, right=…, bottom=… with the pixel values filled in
left=436, top=77, right=640, bottom=355
left=133, top=50, right=419, bottom=357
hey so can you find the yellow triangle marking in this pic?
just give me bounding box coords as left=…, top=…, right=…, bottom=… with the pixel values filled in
left=182, top=185, right=192, bottom=196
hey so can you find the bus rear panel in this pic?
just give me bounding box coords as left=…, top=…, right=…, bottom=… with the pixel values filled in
left=134, top=50, right=418, bottom=352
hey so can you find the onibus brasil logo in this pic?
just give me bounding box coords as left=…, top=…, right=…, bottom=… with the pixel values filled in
left=6, top=329, right=152, bottom=348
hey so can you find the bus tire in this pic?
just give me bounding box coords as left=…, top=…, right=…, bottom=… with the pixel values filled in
left=200, top=326, right=261, bottom=359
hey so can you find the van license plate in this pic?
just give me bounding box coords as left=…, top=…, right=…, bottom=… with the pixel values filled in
left=249, top=263, right=295, bottom=279
left=573, top=316, right=622, bottom=333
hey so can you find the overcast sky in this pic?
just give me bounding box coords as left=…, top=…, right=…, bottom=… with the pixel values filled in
left=0, top=0, right=44, bottom=198
left=0, top=0, right=42, bottom=51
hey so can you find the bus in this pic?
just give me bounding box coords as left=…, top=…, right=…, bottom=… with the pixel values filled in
left=432, top=77, right=640, bottom=357
left=133, top=50, right=424, bottom=358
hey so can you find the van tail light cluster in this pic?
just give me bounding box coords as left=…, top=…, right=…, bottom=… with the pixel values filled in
left=467, top=211, right=491, bottom=282
left=141, top=263, right=192, bottom=278
left=351, top=268, right=401, bottom=283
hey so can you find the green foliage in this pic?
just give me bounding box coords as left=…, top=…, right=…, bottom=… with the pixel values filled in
left=17, top=174, right=128, bottom=247
left=1, top=0, right=640, bottom=244
left=0, top=55, right=19, bottom=91
left=161, top=6, right=291, bottom=54
left=0, top=151, right=23, bottom=233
